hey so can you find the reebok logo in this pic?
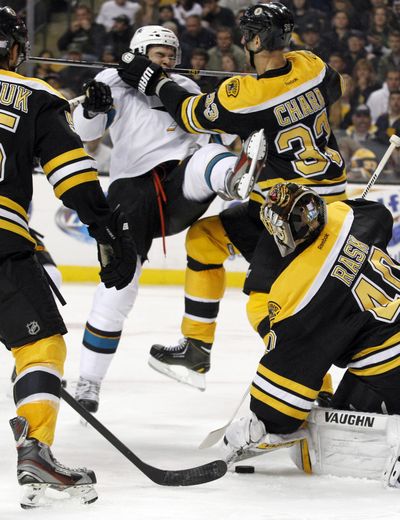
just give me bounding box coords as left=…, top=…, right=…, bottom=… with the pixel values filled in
left=325, top=411, right=375, bottom=428
left=138, top=67, right=155, bottom=94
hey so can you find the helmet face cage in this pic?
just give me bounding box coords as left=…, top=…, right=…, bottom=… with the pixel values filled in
left=239, top=3, right=294, bottom=51
left=0, top=7, right=29, bottom=67
left=260, top=183, right=326, bottom=257
left=129, top=25, right=181, bottom=66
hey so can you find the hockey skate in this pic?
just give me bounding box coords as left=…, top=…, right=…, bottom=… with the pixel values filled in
left=219, top=129, right=267, bottom=201
left=75, top=376, right=101, bottom=413
left=149, top=337, right=211, bottom=391
left=10, top=416, right=98, bottom=509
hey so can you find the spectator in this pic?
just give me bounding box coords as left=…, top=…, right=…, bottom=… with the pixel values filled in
left=159, top=5, right=183, bottom=34
left=173, top=0, right=202, bottom=27
left=207, top=27, right=245, bottom=72
left=100, top=45, right=117, bottom=64
left=33, top=49, right=55, bottom=79
left=325, top=10, right=352, bottom=54
left=180, top=14, right=216, bottom=51
left=202, top=0, right=236, bottom=31
left=137, top=0, right=160, bottom=27
left=369, top=6, right=392, bottom=47
left=337, top=104, right=378, bottom=164
left=367, top=68, right=400, bottom=122
left=298, top=22, right=329, bottom=61
left=392, top=0, right=400, bottom=25
left=377, top=30, right=400, bottom=83
left=57, top=43, right=96, bottom=96
left=291, top=0, right=325, bottom=34
left=106, top=14, right=134, bottom=59
left=188, top=48, right=216, bottom=92
left=329, top=73, right=354, bottom=129
left=96, top=0, right=141, bottom=31
left=348, top=147, right=379, bottom=182
left=221, top=52, right=238, bottom=73
left=84, top=138, right=112, bottom=176
left=343, top=30, right=368, bottom=73
left=57, top=4, right=106, bottom=60
left=331, top=0, right=357, bottom=27
left=375, top=90, right=400, bottom=144
left=351, top=58, right=381, bottom=108
left=328, top=51, right=347, bottom=74
left=43, top=72, right=75, bottom=100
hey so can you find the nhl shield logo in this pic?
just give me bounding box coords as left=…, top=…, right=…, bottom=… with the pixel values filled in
left=27, top=321, right=40, bottom=335
left=225, top=78, right=240, bottom=98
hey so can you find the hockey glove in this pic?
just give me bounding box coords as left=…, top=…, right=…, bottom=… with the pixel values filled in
left=118, top=52, right=166, bottom=95
left=82, top=80, right=113, bottom=119
left=88, top=208, right=137, bottom=290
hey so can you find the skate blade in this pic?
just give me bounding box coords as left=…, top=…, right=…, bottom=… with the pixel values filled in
left=148, top=356, right=206, bottom=391
left=236, top=130, right=266, bottom=199
left=20, top=482, right=98, bottom=508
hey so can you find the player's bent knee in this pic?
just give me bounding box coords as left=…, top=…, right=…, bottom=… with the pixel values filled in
left=185, top=216, right=230, bottom=265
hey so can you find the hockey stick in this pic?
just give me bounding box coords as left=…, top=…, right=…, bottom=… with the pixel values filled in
left=60, top=387, right=227, bottom=486
left=198, top=385, right=250, bottom=449
left=361, top=134, right=400, bottom=198
left=28, top=55, right=255, bottom=78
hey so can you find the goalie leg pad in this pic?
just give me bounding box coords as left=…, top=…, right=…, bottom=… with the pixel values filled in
left=290, top=407, right=400, bottom=485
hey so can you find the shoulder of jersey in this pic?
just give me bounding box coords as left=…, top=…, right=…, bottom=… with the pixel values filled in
left=95, top=67, right=127, bottom=88
left=0, top=69, right=67, bottom=100
left=171, top=73, right=201, bottom=94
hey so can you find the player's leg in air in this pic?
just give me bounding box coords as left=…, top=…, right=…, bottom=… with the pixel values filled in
left=75, top=131, right=267, bottom=410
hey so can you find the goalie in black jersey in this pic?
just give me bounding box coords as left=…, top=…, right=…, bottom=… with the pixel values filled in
left=223, top=182, right=400, bottom=488
left=0, top=6, right=137, bottom=508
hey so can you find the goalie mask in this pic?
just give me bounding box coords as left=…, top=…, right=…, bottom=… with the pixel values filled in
left=0, top=6, right=29, bottom=69
left=129, top=25, right=181, bottom=66
left=260, top=183, right=327, bottom=257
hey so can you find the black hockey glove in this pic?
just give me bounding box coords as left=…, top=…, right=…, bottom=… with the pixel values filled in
left=82, top=80, right=113, bottom=119
left=118, top=52, right=166, bottom=96
left=88, top=208, right=137, bottom=290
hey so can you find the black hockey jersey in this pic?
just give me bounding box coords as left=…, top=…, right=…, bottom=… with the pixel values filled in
left=159, top=51, right=347, bottom=221
left=0, top=69, right=109, bottom=254
left=249, top=199, right=400, bottom=433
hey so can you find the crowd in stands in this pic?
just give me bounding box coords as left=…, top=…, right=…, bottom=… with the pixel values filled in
left=11, top=0, right=400, bottom=178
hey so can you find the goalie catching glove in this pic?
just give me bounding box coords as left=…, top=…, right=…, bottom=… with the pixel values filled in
left=223, top=412, right=314, bottom=469
left=88, top=208, right=137, bottom=290
left=82, top=80, right=114, bottom=118
left=118, top=52, right=168, bottom=96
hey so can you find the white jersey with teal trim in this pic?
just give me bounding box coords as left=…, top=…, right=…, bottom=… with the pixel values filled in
left=73, top=69, right=209, bottom=182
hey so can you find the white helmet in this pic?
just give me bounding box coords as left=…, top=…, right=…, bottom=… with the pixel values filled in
left=129, top=25, right=181, bottom=66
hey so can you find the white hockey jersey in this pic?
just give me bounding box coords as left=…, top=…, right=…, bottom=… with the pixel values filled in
left=73, top=69, right=210, bottom=182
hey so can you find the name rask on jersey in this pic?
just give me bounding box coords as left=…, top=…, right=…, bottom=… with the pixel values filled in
left=273, top=87, right=325, bottom=127
left=331, top=234, right=369, bottom=287
left=0, top=81, right=31, bottom=112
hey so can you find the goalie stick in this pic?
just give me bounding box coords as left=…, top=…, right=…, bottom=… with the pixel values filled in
left=361, top=133, right=400, bottom=198
left=61, top=388, right=227, bottom=486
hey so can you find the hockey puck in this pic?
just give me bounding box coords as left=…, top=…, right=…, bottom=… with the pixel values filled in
left=235, top=465, right=255, bottom=474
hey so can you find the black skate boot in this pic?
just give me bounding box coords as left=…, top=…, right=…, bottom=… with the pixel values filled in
left=75, top=376, right=101, bottom=413
left=218, top=129, right=267, bottom=201
left=10, top=416, right=98, bottom=508
left=149, top=337, right=211, bottom=391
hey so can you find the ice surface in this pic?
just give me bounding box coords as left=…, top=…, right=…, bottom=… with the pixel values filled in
left=1, top=285, right=399, bottom=519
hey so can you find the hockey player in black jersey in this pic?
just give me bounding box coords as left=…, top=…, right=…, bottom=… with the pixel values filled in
left=0, top=6, right=136, bottom=508
left=222, top=182, right=400, bottom=488
left=117, top=2, right=346, bottom=391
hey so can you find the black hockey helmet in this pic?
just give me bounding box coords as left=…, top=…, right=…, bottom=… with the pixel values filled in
left=0, top=6, right=29, bottom=66
left=260, top=183, right=327, bottom=256
left=239, top=3, right=294, bottom=51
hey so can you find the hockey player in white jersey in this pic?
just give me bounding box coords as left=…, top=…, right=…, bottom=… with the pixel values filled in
left=73, top=25, right=266, bottom=411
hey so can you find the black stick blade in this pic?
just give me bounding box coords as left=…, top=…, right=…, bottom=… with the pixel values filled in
left=160, top=460, right=227, bottom=486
